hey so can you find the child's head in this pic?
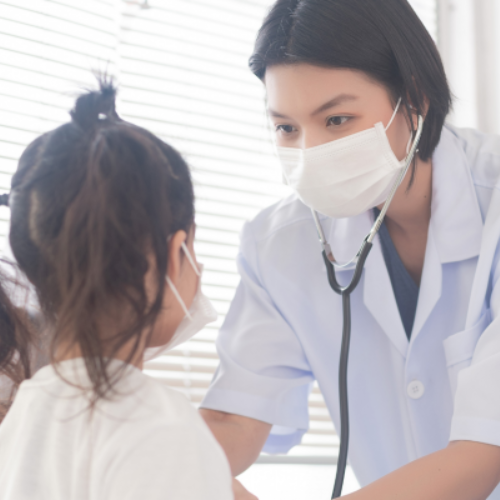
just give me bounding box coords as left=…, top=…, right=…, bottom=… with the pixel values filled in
left=9, top=78, right=197, bottom=398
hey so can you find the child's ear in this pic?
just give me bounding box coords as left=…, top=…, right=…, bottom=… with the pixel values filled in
left=166, top=230, right=188, bottom=287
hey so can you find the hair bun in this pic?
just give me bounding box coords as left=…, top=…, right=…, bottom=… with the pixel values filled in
left=70, top=78, right=119, bottom=130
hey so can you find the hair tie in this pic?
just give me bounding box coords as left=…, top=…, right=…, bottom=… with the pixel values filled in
left=0, top=193, right=9, bottom=207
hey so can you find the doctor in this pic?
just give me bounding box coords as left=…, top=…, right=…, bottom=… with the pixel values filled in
left=201, top=0, right=500, bottom=498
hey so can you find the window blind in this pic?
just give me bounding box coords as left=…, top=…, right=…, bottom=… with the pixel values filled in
left=0, top=0, right=335, bottom=463
left=0, top=0, right=118, bottom=241
left=409, top=0, right=438, bottom=40
left=116, top=0, right=337, bottom=463
left=0, top=0, right=436, bottom=465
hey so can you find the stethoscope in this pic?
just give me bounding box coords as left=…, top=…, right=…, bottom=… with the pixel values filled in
left=311, top=115, right=424, bottom=499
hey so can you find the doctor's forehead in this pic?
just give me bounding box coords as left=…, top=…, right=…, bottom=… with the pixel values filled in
left=264, top=64, right=391, bottom=118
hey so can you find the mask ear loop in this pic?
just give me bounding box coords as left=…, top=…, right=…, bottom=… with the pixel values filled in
left=385, top=97, right=402, bottom=131
left=405, top=132, right=413, bottom=155
left=386, top=97, right=412, bottom=157
left=166, top=276, right=193, bottom=320
left=181, top=241, right=201, bottom=276
left=405, top=103, right=419, bottom=155
left=164, top=240, right=199, bottom=321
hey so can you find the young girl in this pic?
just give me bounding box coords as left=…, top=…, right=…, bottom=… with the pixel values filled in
left=0, top=81, right=253, bottom=500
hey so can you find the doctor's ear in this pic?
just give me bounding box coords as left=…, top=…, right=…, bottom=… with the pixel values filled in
left=405, top=94, right=429, bottom=129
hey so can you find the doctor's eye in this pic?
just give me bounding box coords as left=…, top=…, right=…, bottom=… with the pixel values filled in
left=327, top=116, right=351, bottom=127
left=275, top=124, right=297, bottom=135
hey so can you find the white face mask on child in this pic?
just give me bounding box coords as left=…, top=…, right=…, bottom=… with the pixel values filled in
left=143, top=242, right=218, bottom=362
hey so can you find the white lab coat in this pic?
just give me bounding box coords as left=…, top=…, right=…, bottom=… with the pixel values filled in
left=202, top=125, right=500, bottom=496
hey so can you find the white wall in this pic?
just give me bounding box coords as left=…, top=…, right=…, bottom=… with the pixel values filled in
left=438, top=0, right=500, bottom=133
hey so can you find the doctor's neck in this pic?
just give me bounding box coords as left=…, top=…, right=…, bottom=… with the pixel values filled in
left=377, top=153, right=433, bottom=286
left=379, top=154, right=433, bottom=233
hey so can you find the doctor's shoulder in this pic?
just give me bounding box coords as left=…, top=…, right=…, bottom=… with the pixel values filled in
left=240, top=191, right=317, bottom=246
left=446, top=123, right=500, bottom=192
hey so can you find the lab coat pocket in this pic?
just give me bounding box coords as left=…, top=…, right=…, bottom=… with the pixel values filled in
left=443, top=309, right=491, bottom=397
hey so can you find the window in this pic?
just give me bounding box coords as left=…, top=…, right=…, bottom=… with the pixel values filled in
left=0, top=0, right=437, bottom=487
left=116, top=0, right=338, bottom=463
left=409, top=0, right=438, bottom=41
left=0, top=0, right=336, bottom=462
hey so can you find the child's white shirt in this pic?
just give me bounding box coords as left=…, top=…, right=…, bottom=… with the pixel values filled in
left=0, top=358, right=233, bottom=500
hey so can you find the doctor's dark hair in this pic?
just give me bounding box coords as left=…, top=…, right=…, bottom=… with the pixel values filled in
left=8, top=78, right=194, bottom=401
left=250, top=0, right=452, bottom=163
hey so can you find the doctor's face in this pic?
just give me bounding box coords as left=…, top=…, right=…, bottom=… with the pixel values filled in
left=265, top=64, right=412, bottom=161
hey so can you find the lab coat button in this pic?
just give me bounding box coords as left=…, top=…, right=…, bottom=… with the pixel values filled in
left=407, top=380, right=425, bottom=399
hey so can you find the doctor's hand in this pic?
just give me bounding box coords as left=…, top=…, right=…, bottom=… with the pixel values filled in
left=232, top=478, right=258, bottom=500
left=341, top=440, right=500, bottom=500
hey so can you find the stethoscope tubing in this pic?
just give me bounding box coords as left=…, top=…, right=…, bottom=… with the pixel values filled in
left=323, top=243, right=372, bottom=498
left=313, top=116, right=424, bottom=499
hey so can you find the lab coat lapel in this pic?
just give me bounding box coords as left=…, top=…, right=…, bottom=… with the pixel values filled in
left=429, top=126, right=483, bottom=265
left=410, top=224, right=442, bottom=341
left=326, top=211, right=408, bottom=358
left=410, top=126, right=483, bottom=341
left=363, top=235, right=409, bottom=358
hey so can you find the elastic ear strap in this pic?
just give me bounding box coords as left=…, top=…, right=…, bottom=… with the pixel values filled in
left=406, top=131, right=413, bottom=155
left=166, top=276, right=192, bottom=319
left=385, top=97, right=402, bottom=131
left=181, top=242, right=200, bottom=276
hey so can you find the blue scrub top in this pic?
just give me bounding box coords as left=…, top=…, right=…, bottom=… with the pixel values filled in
left=374, top=207, right=419, bottom=339
left=202, top=125, right=500, bottom=496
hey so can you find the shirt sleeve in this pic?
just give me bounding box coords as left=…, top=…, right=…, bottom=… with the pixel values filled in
left=102, top=423, right=234, bottom=500
left=201, top=221, right=315, bottom=454
left=450, top=243, right=500, bottom=446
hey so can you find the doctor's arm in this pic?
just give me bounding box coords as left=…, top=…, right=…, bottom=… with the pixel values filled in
left=200, top=409, right=272, bottom=476
left=343, top=440, right=500, bottom=500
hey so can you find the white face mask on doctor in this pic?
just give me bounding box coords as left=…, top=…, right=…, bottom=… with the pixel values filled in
left=276, top=98, right=411, bottom=219
left=144, top=242, right=218, bottom=362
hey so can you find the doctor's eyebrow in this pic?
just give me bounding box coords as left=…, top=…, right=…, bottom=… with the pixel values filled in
left=268, top=93, right=358, bottom=119
left=311, top=94, right=358, bottom=116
